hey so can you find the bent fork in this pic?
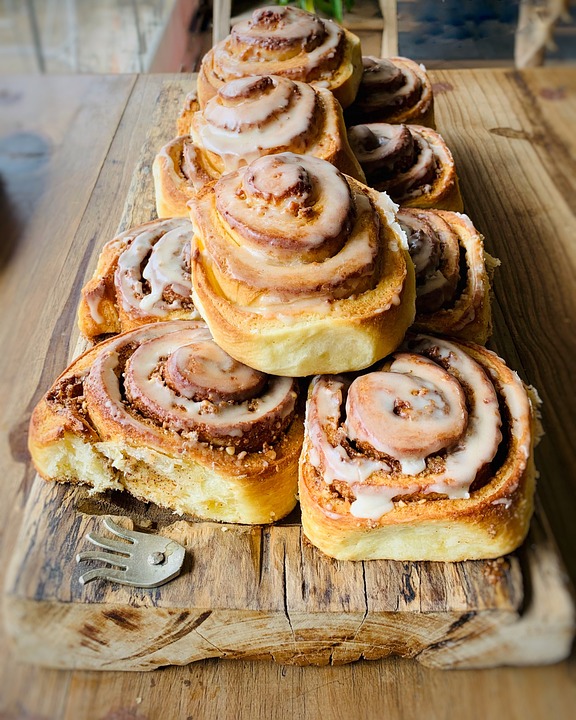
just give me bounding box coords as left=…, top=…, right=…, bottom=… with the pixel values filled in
left=76, top=517, right=186, bottom=588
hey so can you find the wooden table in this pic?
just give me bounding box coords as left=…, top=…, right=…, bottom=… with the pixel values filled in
left=0, top=68, right=575, bottom=718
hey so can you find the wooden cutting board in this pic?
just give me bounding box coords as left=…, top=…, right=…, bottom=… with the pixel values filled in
left=4, top=78, right=574, bottom=672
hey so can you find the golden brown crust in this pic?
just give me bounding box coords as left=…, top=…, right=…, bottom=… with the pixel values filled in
left=189, top=153, right=416, bottom=377
left=400, top=208, right=497, bottom=344
left=197, top=6, right=362, bottom=109
left=299, top=337, right=538, bottom=561
left=77, top=219, right=199, bottom=339
left=349, top=123, right=464, bottom=212
left=29, top=321, right=303, bottom=524
left=345, top=56, right=435, bottom=128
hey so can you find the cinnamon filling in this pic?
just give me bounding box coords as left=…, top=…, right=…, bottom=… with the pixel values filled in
left=398, top=208, right=460, bottom=314
left=46, top=374, right=97, bottom=437
left=114, top=220, right=194, bottom=318
left=306, top=335, right=509, bottom=519
left=348, top=124, right=416, bottom=181
left=348, top=123, right=438, bottom=200
left=180, top=138, right=211, bottom=187
left=362, top=56, right=405, bottom=92
left=82, top=323, right=298, bottom=452
left=354, top=57, right=423, bottom=115
left=231, top=7, right=327, bottom=55
left=214, top=153, right=355, bottom=263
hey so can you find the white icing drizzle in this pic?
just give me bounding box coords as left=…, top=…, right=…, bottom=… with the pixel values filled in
left=218, top=153, right=353, bottom=254
left=350, top=484, right=415, bottom=519
left=306, top=377, right=391, bottom=484
left=219, top=7, right=344, bottom=80
left=194, top=76, right=317, bottom=171
left=345, top=354, right=468, bottom=471
left=125, top=328, right=295, bottom=431
left=492, top=497, right=512, bottom=509
left=85, top=282, right=105, bottom=323
left=305, top=335, right=522, bottom=520
left=115, top=220, right=193, bottom=317
left=224, top=203, right=377, bottom=300
left=407, top=336, right=502, bottom=496
left=85, top=322, right=296, bottom=439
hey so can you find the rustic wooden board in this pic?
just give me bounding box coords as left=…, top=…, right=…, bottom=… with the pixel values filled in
left=3, top=73, right=575, bottom=672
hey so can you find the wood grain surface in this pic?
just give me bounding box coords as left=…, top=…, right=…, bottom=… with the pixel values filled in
left=1, top=68, right=575, bottom=718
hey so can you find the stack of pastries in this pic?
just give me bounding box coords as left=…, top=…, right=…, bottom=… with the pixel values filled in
left=29, top=6, right=540, bottom=562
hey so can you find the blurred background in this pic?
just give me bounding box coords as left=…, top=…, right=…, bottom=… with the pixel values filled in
left=0, top=0, right=574, bottom=74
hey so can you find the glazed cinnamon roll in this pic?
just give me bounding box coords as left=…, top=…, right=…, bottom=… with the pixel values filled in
left=78, top=219, right=199, bottom=339
left=348, top=123, right=463, bottom=211
left=399, top=208, right=498, bottom=344
left=197, top=6, right=362, bottom=109
left=189, top=152, right=416, bottom=377
left=345, top=56, right=435, bottom=128
left=299, top=334, right=540, bottom=561
left=29, top=321, right=303, bottom=524
left=154, top=75, right=365, bottom=217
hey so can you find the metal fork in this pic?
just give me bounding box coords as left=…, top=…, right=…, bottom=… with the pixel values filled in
left=76, top=517, right=186, bottom=588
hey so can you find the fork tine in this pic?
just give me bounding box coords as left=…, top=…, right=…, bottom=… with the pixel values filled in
left=102, top=517, right=139, bottom=542
left=85, top=532, right=133, bottom=556
left=76, top=550, right=130, bottom=569
left=78, top=567, right=128, bottom=586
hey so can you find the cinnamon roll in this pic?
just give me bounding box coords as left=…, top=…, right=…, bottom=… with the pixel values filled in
left=299, top=335, right=540, bottom=561
left=197, top=6, right=362, bottom=109
left=154, top=75, right=365, bottom=217
left=29, top=320, right=303, bottom=524
left=189, top=152, right=416, bottom=377
left=345, top=56, right=435, bottom=128
left=153, top=137, right=213, bottom=219
left=78, top=219, right=199, bottom=339
left=399, top=208, right=498, bottom=344
left=176, top=89, right=200, bottom=137
left=348, top=123, right=463, bottom=211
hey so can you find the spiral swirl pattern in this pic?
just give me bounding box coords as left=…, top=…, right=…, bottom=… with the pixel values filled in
left=193, top=74, right=362, bottom=179
left=154, top=75, right=365, bottom=217
left=348, top=123, right=462, bottom=211
left=79, top=219, right=198, bottom=338
left=345, top=56, right=434, bottom=127
left=30, top=321, right=303, bottom=523
left=197, top=6, right=362, bottom=108
left=80, top=322, right=297, bottom=453
left=190, top=152, right=415, bottom=376
left=304, top=334, right=532, bottom=520
left=399, top=208, right=495, bottom=343
left=398, top=208, right=461, bottom=314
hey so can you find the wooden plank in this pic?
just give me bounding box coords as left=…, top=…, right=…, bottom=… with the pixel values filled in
left=379, top=0, right=399, bottom=56
left=514, top=0, right=569, bottom=68
left=10, top=475, right=566, bottom=670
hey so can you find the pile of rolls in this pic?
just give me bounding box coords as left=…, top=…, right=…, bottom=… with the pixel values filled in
left=29, top=6, right=540, bottom=562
